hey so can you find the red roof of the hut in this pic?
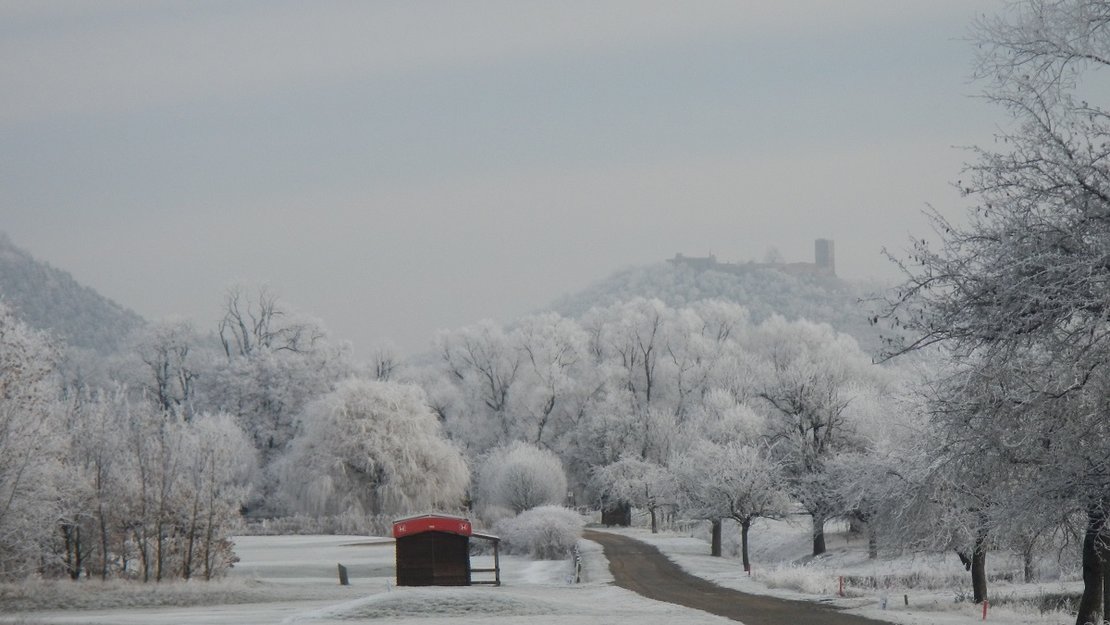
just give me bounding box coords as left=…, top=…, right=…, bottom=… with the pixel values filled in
left=392, top=514, right=472, bottom=539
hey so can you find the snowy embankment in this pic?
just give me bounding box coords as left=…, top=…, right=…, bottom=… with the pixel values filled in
left=0, top=535, right=731, bottom=625
left=599, top=518, right=1082, bottom=625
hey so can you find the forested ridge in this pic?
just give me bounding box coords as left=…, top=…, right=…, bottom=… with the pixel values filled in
left=549, top=261, right=883, bottom=354
left=0, top=233, right=144, bottom=354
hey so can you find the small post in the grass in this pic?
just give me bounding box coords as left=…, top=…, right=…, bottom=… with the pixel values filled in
left=338, top=563, right=349, bottom=586
left=838, top=576, right=844, bottom=597
left=982, top=599, right=988, bottom=620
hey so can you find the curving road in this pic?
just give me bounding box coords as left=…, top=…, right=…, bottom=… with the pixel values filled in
left=584, top=530, right=890, bottom=625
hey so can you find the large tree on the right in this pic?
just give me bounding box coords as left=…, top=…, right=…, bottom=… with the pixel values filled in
left=884, top=3, right=1110, bottom=623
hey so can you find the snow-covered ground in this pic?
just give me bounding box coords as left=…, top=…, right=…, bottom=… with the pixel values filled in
left=0, top=522, right=1085, bottom=625
left=0, top=535, right=732, bottom=625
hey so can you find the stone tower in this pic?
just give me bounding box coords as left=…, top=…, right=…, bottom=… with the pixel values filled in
left=814, top=239, right=835, bottom=275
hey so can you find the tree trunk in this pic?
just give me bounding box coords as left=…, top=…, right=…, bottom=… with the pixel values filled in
left=183, top=491, right=201, bottom=580
left=971, top=535, right=987, bottom=604
left=740, top=519, right=751, bottom=572
left=1024, top=546, right=1035, bottom=584
left=868, top=528, right=878, bottom=560
left=711, top=519, right=723, bottom=557
left=155, top=517, right=165, bottom=582
left=1075, top=504, right=1104, bottom=625
left=203, top=508, right=216, bottom=581
left=848, top=515, right=865, bottom=535
left=812, top=512, right=826, bottom=556
left=650, top=507, right=658, bottom=534
left=1101, top=537, right=1110, bottom=625
left=61, top=524, right=76, bottom=580
left=136, top=527, right=150, bottom=583
left=98, top=503, right=110, bottom=580
left=72, top=525, right=83, bottom=581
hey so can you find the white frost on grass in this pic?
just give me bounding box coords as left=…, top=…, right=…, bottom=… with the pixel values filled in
left=286, top=588, right=577, bottom=622
left=597, top=520, right=1081, bottom=625
left=0, top=577, right=337, bottom=613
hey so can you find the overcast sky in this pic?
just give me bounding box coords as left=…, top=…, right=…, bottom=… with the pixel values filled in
left=1, top=1, right=1005, bottom=356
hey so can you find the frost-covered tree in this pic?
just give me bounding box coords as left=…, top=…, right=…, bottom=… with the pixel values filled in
left=826, top=370, right=920, bottom=561
left=828, top=450, right=906, bottom=561
left=0, top=303, right=63, bottom=580
left=218, top=285, right=324, bottom=359
left=688, top=387, right=765, bottom=446
left=747, top=316, right=884, bottom=556
left=55, top=390, right=253, bottom=582
left=203, top=286, right=349, bottom=513
left=436, top=320, right=522, bottom=453
left=130, top=320, right=203, bottom=416
left=59, top=387, right=127, bottom=580
left=120, top=401, right=191, bottom=582
left=882, top=2, right=1110, bottom=620
left=477, top=441, right=567, bottom=514
left=281, top=379, right=469, bottom=519
left=592, top=456, right=677, bottom=533
left=584, top=298, right=671, bottom=412
left=177, top=412, right=255, bottom=580
left=569, top=299, right=691, bottom=488
left=510, top=313, right=592, bottom=449
left=673, top=441, right=790, bottom=567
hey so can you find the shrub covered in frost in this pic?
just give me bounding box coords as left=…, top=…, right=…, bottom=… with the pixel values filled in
left=476, top=442, right=568, bottom=514
left=495, top=506, right=585, bottom=560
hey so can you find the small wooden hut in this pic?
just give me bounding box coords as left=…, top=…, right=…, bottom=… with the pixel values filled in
left=392, top=514, right=500, bottom=586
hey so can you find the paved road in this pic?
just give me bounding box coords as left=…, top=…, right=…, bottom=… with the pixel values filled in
left=584, top=530, right=890, bottom=625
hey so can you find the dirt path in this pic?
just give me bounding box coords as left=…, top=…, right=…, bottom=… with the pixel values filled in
left=584, top=530, right=890, bottom=625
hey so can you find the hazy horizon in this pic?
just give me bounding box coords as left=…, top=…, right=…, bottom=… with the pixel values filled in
left=1, top=1, right=1004, bottom=356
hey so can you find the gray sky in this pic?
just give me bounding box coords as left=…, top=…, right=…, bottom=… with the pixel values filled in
left=1, top=1, right=1004, bottom=356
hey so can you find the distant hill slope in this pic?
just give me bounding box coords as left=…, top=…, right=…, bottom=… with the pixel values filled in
left=0, top=233, right=144, bottom=353
left=548, top=262, right=887, bottom=355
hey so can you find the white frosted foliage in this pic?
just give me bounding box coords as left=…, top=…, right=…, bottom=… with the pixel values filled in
left=282, top=379, right=469, bottom=518
left=477, top=442, right=568, bottom=514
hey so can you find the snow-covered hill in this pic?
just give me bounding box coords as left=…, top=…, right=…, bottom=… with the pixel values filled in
left=548, top=262, right=887, bottom=355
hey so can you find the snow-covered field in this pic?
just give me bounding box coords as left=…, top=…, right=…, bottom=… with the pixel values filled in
left=0, top=535, right=732, bottom=625
left=0, top=523, right=1084, bottom=625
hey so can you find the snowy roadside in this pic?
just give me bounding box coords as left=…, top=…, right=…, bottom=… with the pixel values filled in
left=594, top=525, right=1080, bottom=625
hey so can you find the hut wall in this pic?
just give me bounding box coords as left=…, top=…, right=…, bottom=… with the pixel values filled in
left=396, top=531, right=471, bottom=586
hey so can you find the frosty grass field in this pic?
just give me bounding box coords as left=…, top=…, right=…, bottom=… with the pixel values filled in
left=0, top=519, right=1084, bottom=625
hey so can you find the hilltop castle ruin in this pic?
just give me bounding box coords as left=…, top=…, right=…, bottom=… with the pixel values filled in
left=668, top=239, right=836, bottom=278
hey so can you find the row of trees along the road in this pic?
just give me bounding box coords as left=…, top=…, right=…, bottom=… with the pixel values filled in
left=879, top=2, right=1110, bottom=624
